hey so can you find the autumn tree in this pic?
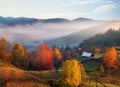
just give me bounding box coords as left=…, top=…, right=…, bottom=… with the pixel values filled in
left=94, top=48, right=101, bottom=54
left=103, top=47, right=117, bottom=69
left=62, top=59, right=81, bottom=87
left=12, top=43, right=25, bottom=66
left=23, top=50, right=35, bottom=69
left=53, top=48, right=62, bottom=72
left=35, top=43, right=53, bottom=70
left=0, top=50, right=10, bottom=62
left=0, top=38, right=10, bottom=52
left=0, top=38, right=10, bottom=62
left=53, top=48, right=62, bottom=60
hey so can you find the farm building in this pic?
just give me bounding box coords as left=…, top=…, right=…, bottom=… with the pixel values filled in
left=81, top=51, right=94, bottom=58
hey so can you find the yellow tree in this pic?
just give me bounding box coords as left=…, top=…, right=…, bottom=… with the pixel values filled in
left=53, top=48, right=62, bottom=72
left=12, top=43, right=25, bottom=66
left=62, top=59, right=81, bottom=87
left=103, top=47, right=117, bottom=69
left=53, top=48, right=62, bottom=60
left=12, top=43, right=24, bottom=57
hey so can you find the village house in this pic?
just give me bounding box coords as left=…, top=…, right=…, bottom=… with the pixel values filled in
left=81, top=51, right=94, bottom=58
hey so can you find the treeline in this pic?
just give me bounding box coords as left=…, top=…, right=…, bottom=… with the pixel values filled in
left=80, top=28, right=120, bottom=50
left=0, top=38, right=81, bottom=70
left=0, top=38, right=89, bottom=87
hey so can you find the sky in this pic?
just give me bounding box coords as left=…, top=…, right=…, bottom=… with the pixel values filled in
left=0, top=0, right=120, bottom=20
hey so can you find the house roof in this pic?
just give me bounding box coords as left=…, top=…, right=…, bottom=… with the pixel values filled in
left=82, top=52, right=93, bottom=57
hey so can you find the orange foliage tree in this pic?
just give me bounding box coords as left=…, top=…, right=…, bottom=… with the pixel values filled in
left=35, top=43, right=53, bottom=70
left=12, top=43, right=25, bottom=66
left=103, top=47, right=117, bottom=69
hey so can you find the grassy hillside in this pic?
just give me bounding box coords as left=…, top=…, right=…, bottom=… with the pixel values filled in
left=0, top=60, right=52, bottom=87
left=0, top=58, right=120, bottom=87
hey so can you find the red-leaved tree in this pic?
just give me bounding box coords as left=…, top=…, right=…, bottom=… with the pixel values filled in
left=103, top=47, right=117, bottom=69
left=35, top=43, right=53, bottom=70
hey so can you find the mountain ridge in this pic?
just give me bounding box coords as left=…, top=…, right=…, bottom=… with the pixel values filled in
left=0, top=16, right=102, bottom=27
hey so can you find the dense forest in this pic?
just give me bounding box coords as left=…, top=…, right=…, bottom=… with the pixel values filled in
left=80, top=28, right=120, bottom=50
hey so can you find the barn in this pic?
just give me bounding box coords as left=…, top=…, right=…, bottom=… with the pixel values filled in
left=81, top=51, right=94, bottom=58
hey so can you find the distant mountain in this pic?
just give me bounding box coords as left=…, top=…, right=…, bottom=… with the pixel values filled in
left=0, top=16, right=101, bottom=27
left=73, top=17, right=94, bottom=22
left=0, top=16, right=39, bottom=26
left=47, top=20, right=120, bottom=47
left=40, top=18, right=70, bottom=23
left=41, top=17, right=95, bottom=23
left=0, top=16, right=71, bottom=26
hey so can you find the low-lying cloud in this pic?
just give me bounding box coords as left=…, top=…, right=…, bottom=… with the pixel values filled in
left=0, top=21, right=102, bottom=45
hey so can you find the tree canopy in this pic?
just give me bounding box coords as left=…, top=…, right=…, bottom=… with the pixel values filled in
left=80, top=29, right=120, bottom=50
left=35, top=43, right=53, bottom=70
left=103, top=47, right=117, bottom=69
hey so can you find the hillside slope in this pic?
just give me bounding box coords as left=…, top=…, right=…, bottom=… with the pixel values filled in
left=47, top=20, right=120, bottom=47
left=80, top=29, right=120, bottom=49
left=0, top=60, right=51, bottom=87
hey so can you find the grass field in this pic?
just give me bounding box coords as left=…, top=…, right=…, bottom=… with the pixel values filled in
left=82, top=59, right=102, bottom=72
left=94, top=53, right=104, bottom=59
left=0, top=60, right=52, bottom=87
left=0, top=58, right=119, bottom=87
left=6, top=81, right=50, bottom=87
left=85, top=82, right=119, bottom=87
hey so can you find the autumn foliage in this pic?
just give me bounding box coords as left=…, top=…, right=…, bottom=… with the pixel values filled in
left=12, top=43, right=25, bottom=66
left=62, top=59, right=81, bottom=87
left=53, top=48, right=62, bottom=71
left=0, top=38, right=10, bottom=52
left=94, top=48, right=101, bottom=53
left=0, top=50, right=9, bottom=61
left=0, top=38, right=10, bottom=62
left=35, top=43, right=53, bottom=70
left=53, top=48, right=62, bottom=60
left=12, top=43, right=25, bottom=57
left=103, top=47, right=117, bottom=69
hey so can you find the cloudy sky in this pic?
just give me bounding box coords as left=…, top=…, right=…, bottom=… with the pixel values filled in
left=0, top=0, right=120, bottom=20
